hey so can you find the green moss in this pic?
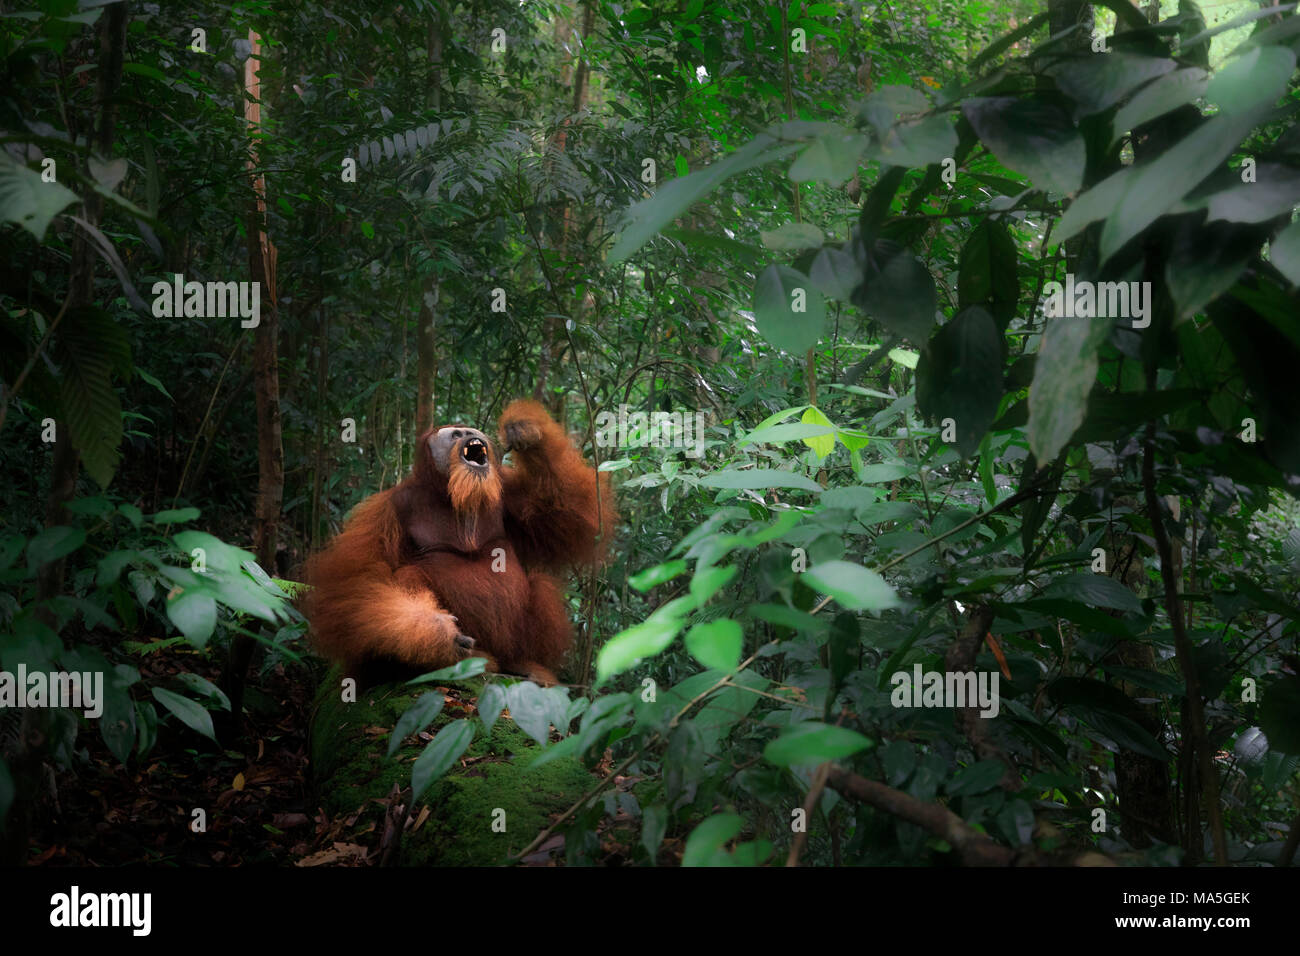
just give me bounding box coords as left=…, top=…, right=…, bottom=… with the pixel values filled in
left=309, top=669, right=596, bottom=865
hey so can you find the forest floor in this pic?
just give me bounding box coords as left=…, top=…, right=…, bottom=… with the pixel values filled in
left=26, top=640, right=348, bottom=866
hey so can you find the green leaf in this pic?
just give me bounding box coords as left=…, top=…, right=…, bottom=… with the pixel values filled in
left=698, top=469, right=823, bottom=491
left=962, top=97, right=1084, bottom=195
left=404, top=657, right=488, bottom=684
left=689, top=564, right=737, bottom=604
left=1101, top=107, right=1271, bottom=263
left=857, top=461, right=915, bottom=483
left=56, top=307, right=128, bottom=488
left=916, top=306, right=1003, bottom=458
left=1165, top=222, right=1256, bottom=321
left=1196, top=164, right=1300, bottom=224
left=1111, top=68, right=1209, bottom=145
left=788, top=129, right=870, bottom=185
left=800, top=406, right=836, bottom=458
left=958, top=222, right=1019, bottom=328
left=1053, top=166, right=1132, bottom=247
left=26, top=526, right=86, bottom=567
left=1177, top=3, right=1298, bottom=51
left=1271, top=220, right=1300, bottom=286
left=629, top=559, right=688, bottom=592
left=0, top=154, right=79, bottom=241
left=596, top=607, right=689, bottom=683
left=684, top=619, right=743, bottom=671
left=738, top=422, right=837, bottom=446
left=803, top=560, right=900, bottom=611
left=754, top=264, right=826, bottom=354
left=810, top=245, right=859, bottom=301
left=1206, top=45, right=1296, bottom=114
left=946, top=759, right=1008, bottom=796
left=1075, top=707, right=1170, bottom=761
left=860, top=86, right=930, bottom=136
left=760, top=221, right=824, bottom=251
left=1044, top=572, right=1143, bottom=613
left=410, top=719, right=474, bottom=802
left=1049, top=54, right=1176, bottom=117
left=609, top=134, right=799, bottom=263
left=387, top=692, right=445, bottom=756
left=476, top=683, right=506, bottom=732
left=151, top=687, right=216, bottom=742
left=150, top=507, right=201, bottom=524
left=1028, top=316, right=1111, bottom=462
left=1259, top=676, right=1300, bottom=754
left=878, top=115, right=958, bottom=169
left=165, top=588, right=217, bottom=647
left=764, top=721, right=874, bottom=767
left=682, top=813, right=744, bottom=866
left=507, top=681, right=552, bottom=745
left=853, top=240, right=937, bottom=343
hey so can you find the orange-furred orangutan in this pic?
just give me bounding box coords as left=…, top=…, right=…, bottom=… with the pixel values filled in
left=303, top=400, right=615, bottom=688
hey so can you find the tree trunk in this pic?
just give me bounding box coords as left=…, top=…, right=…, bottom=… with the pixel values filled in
left=226, top=29, right=282, bottom=737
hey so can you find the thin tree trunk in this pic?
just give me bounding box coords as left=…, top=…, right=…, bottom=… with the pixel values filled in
left=416, top=16, right=444, bottom=433
left=226, top=29, right=282, bottom=736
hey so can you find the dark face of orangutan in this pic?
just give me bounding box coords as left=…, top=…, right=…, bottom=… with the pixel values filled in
left=426, top=425, right=503, bottom=528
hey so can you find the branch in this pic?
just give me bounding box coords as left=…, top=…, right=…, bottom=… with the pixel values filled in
left=1142, top=420, right=1228, bottom=864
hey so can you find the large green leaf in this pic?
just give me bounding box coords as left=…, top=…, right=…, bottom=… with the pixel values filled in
left=754, top=263, right=826, bottom=354
left=507, top=681, right=552, bottom=746
left=764, top=721, right=874, bottom=767
left=682, top=813, right=744, bottom=867
left=760, top=221, right=823, bottom=251
left=958, top=222, right=1019, bottom=328
left=1028, top=317, right=1111, bottom=462
left=387, top=692, right=445, bottom=756
left=684, top=619, right=743, bottom=671
left=56, top=307, right=129, bottom=488
left=0, top=154, right=79, bottom=241
left=1053, top=166, right=1132, bottom=247
left=916, top=306, right=1003, bottom=458
left=1049, top=54, right=1175, bottom=117
left=410, top=719, right=475, bottom=802
left=860, top=85, right=930, bottom=136
left=1111, top=68, right=1209, bottom=145
left=698, top=469, right=823, bottom=491
left=800, top=406, right=836, bottom=458
left=1205, top=45, right=1296, bottom=114
left=608, top=134, right=800, bottom=262
left=878, top=115, right=958, bottom=169
left=962, top=97, right=1085, bottom=195
left=803, top=560, right=900, bottom=611
left=1270, top=220, right=1300, bottom=286
left=595, top=601, right=693, bottom=683
left=1165, top=221, right=1258, bottom=321
left=1043, top=573, right=1143, bottom=613
left=853, top=239, right=937, bottom=343
left=1101, top=103, right=1277, bottom=262
left=809, top=245, right=860, bottom=301
left=26, top=526, right=86, bottom=567
left=151, top=687, right=216, bottom=742
left=788, top=128, right=871, bottom=185
left=165, top=587, right=217, bottom=648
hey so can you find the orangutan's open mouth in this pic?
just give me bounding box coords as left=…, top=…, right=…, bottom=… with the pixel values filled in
left=461, top=437, right=488, bottom=468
